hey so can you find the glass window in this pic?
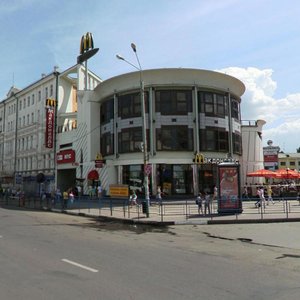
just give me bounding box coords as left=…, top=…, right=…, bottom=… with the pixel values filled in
left=231, top=99, right=240, bottom=120
left=101, top=98, right=114, bottom=124
left=123, top=165, right=143, bottom=194
left=118, top=127, right=143, bottom=153
left=216, top=94, right=226, bottom=116
left=199, top=92, right=226, bottom=117
left=233, top=132, right=242, bottom=154
left=118, top=92, right=148, bottom=119
left=101, top=132, right=114, bottom=156
left=156, top=126, right=193, bottom=151
left=38, top=91, right=41, bottom=101
left=155, top=90, right=192, bottom=115
left=200, top=128, right=229, bottom=152
left=32, top=94, right=35, bottom=105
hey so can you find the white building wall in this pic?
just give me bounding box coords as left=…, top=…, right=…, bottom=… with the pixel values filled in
left=241, top=120, right=266, bottom=188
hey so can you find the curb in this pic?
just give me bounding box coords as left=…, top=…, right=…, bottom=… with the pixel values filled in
left=207, top=218, right=300, bottom=225
left=53, top=209, right=175, bottom=226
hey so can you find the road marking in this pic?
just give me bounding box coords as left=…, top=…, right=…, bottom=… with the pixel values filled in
left=61, top=259, right=99, bottom=273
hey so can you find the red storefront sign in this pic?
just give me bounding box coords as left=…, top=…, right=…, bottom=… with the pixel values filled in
left=45, top=107, right=55, bottom=148
left=264, top=154, right=278, bottom=162
left=57, top=149, right=76, bottom=164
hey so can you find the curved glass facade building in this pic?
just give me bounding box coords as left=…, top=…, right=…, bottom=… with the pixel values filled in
left=94, top=68, right=245, bottom=196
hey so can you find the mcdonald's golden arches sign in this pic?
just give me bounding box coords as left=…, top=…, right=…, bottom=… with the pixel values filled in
left=194, top=153, right=204, bottom=164
left=80, top=32, right=94, bottom=54
left=46, top=98, right=57, bottom=107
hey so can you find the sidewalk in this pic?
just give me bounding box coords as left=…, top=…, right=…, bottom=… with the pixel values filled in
left=51, top=199, right=300, bottom=226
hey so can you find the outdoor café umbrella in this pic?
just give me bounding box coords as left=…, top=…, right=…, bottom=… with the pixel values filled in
left=274, top=168, right=299, bottom=179
left=246, top=169, right=277, bottom=178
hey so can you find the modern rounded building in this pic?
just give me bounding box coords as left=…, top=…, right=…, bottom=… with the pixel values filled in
left=74, top=68, right=245, bottom=197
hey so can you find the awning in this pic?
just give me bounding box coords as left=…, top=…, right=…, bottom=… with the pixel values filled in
left=87, top=170, right=99, bottom=180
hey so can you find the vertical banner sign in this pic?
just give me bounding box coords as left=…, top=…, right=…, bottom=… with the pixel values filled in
left=45, top=107, right=55, bottom=148
left=218, top=163, right=242, bottom=214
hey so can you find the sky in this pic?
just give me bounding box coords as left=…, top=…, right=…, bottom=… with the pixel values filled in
left=1, top=0, right=300, bottom=152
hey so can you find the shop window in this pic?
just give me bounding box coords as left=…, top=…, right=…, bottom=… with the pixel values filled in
left=123, top=165, right=143, bottom=194
left=156, top=126, right=193, bottom=151
left=156, top=164, right=193, bottom=195
left=155, top=90, right=192, bottom=115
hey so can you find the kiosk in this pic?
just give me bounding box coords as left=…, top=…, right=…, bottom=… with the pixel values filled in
left=217, top=162, right=243, bottom=214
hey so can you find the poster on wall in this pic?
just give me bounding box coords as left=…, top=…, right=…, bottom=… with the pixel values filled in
left=218, top=163, right=242, bottom=214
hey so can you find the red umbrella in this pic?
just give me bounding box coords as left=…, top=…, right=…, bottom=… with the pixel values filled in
left=246, top=169, right=277, bottom=178
left=274, top=169, right=299, bottom=179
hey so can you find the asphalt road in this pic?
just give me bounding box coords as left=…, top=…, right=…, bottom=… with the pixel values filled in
left=1, top=207, right=300, bottom=300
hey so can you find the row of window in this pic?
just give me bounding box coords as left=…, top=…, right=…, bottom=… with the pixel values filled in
left=16, top=154, right=53, bottom=171
left=6, top=111, right=42, bottom=132
left=100, top=90, right=241, bottom=123
left=5, top=84, right=54, bottom=117
left=280, top=161, right=300, bottom=166
left=100, top=126, right=242, bottom=156
left=17, top=135, right=36, bottom=151
left=0, top=154, right=53, bottom=172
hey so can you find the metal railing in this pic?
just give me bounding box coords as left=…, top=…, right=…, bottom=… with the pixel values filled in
left=1, top=194, right=300, bottom=222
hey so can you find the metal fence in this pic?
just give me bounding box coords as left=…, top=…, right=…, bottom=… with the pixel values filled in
left=1, top=194, right=300, bottom=222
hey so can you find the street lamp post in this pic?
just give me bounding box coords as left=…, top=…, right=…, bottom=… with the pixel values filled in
left=116, top=43, right=150, bottom=217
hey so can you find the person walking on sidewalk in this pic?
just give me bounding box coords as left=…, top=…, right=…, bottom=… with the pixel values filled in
left=258, top=186, right=266, bottom=208
left=204, top=192, right=211, bottom=215
left=63, top=190, right=68, bottom=210
left=196, top=192, right=203, bottom=215
left=267, top=184, right=274, bottom=205
left=156, top=186, right=162, bottom=205
left=129, top=190, right=138, bottom=206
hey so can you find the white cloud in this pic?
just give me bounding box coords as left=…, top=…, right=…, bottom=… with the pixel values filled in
left=218, top=67, right=300, bottom=152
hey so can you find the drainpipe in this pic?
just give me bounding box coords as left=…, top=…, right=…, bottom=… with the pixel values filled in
left=12, top=92, right=19, bottom=187
left=53, top=69, right=60, bottom=190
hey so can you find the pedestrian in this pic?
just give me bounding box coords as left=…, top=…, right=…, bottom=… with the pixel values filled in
left=56, top=188, right=62, bottom=207
left=88, top=185, right=93, bottom=198
left=156, top=186, right=162, bottom=205
left=259, top=186, right=266, bottom=208
left=255, top=187, right=261, bottom=207
left=267, top=184, right=274, bottom=205
left=77, top=185, right=82, bottom=197
left=204, top=192, right=211, bottom=215
left=129, top=190, right=138, bottom=206
left=63, top=190, right=68, bottom=209
left=212, top=185, right=218, bottom=202
left=243, top=185, right=249, bottom=200
left=69, top=190, right=74, bottom=205
left=196, top=192, right=203, bottom=215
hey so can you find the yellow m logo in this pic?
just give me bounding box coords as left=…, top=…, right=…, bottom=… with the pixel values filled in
left=80, top=32, right=94, bottom=54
